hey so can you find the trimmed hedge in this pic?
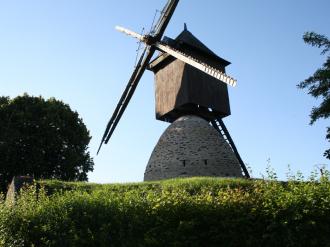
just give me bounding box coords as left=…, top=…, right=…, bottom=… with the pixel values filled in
left=0, top=177, right=330, bottom=246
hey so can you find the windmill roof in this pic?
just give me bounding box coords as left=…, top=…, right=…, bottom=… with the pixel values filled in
left=149, top=28, right=231, bottom=71
left=174, top=29, right=231, bottom=66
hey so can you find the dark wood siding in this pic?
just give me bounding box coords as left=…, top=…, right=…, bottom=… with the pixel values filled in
left=154, top=58, right=231, bottom=122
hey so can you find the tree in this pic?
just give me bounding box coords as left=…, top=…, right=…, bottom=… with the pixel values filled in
left=297, top=32, right=330, bottom=159
left=0, top=94, right=94, bottom=191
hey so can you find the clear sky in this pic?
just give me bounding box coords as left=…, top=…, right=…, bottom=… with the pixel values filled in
left=0, top=0, right=329, bottom=182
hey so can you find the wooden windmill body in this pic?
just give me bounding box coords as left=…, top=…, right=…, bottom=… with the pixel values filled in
left=98, top=0, right=250, bottom=180
left=149, top=27, right=231, bottom=122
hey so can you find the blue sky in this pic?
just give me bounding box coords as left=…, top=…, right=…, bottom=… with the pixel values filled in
left=0, top=0, right=329, bottom=182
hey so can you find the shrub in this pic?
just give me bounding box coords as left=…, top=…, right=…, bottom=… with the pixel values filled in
left=0, top=177, right=330, bottom=246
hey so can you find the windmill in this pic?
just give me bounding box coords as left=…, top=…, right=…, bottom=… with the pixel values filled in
left=98, top=0, right=250, bottom=179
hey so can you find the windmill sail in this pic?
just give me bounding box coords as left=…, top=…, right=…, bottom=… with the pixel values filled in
left=115, top=26, right=237, bottom=87
left=97, top=0, right=180, bottom=153
left=152, top=0, right=180, bottom=37
left=155, top=42, right=237, bottom=87
left=97, top=47, right=149, bottom=154
left=115, top=26, right=145, bottom=42
left=104, top=46, right=155, bottom=144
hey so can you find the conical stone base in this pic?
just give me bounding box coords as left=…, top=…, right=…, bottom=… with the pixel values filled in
left=144, top=115, right=244, bottom=181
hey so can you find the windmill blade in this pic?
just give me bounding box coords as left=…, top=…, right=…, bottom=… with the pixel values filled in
left=98, top=0, right=180, bottom=154
left=97, top=48, right=145, bottom=154
left=154, top=42, right=237, bottom=87
left=115, top=26, right=145, bottom=42
left=97, top=46, right=156, bottom=154
left=116, top=0, right=180, bottom=44
left=152, top=0, right=179, bottom=38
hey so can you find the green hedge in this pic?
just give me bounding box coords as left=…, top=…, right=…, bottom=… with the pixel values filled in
left=0, top=177, right=330, bottom=247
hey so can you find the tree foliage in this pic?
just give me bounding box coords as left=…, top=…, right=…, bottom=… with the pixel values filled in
left=0, top=94, right=94, bottom=191
left=297, top=32, right=330, bottom=159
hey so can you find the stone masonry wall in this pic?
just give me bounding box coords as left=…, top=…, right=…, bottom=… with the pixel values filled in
left=144, top=115, right=243, bottom=181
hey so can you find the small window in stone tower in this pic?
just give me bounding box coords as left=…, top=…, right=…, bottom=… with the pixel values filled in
left=204, top=159, right=207, bottom=165
left=182, top=160, right=186, bottom=167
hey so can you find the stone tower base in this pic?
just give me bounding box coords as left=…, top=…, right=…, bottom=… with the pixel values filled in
left=144, top=115, right=243, bottom=181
